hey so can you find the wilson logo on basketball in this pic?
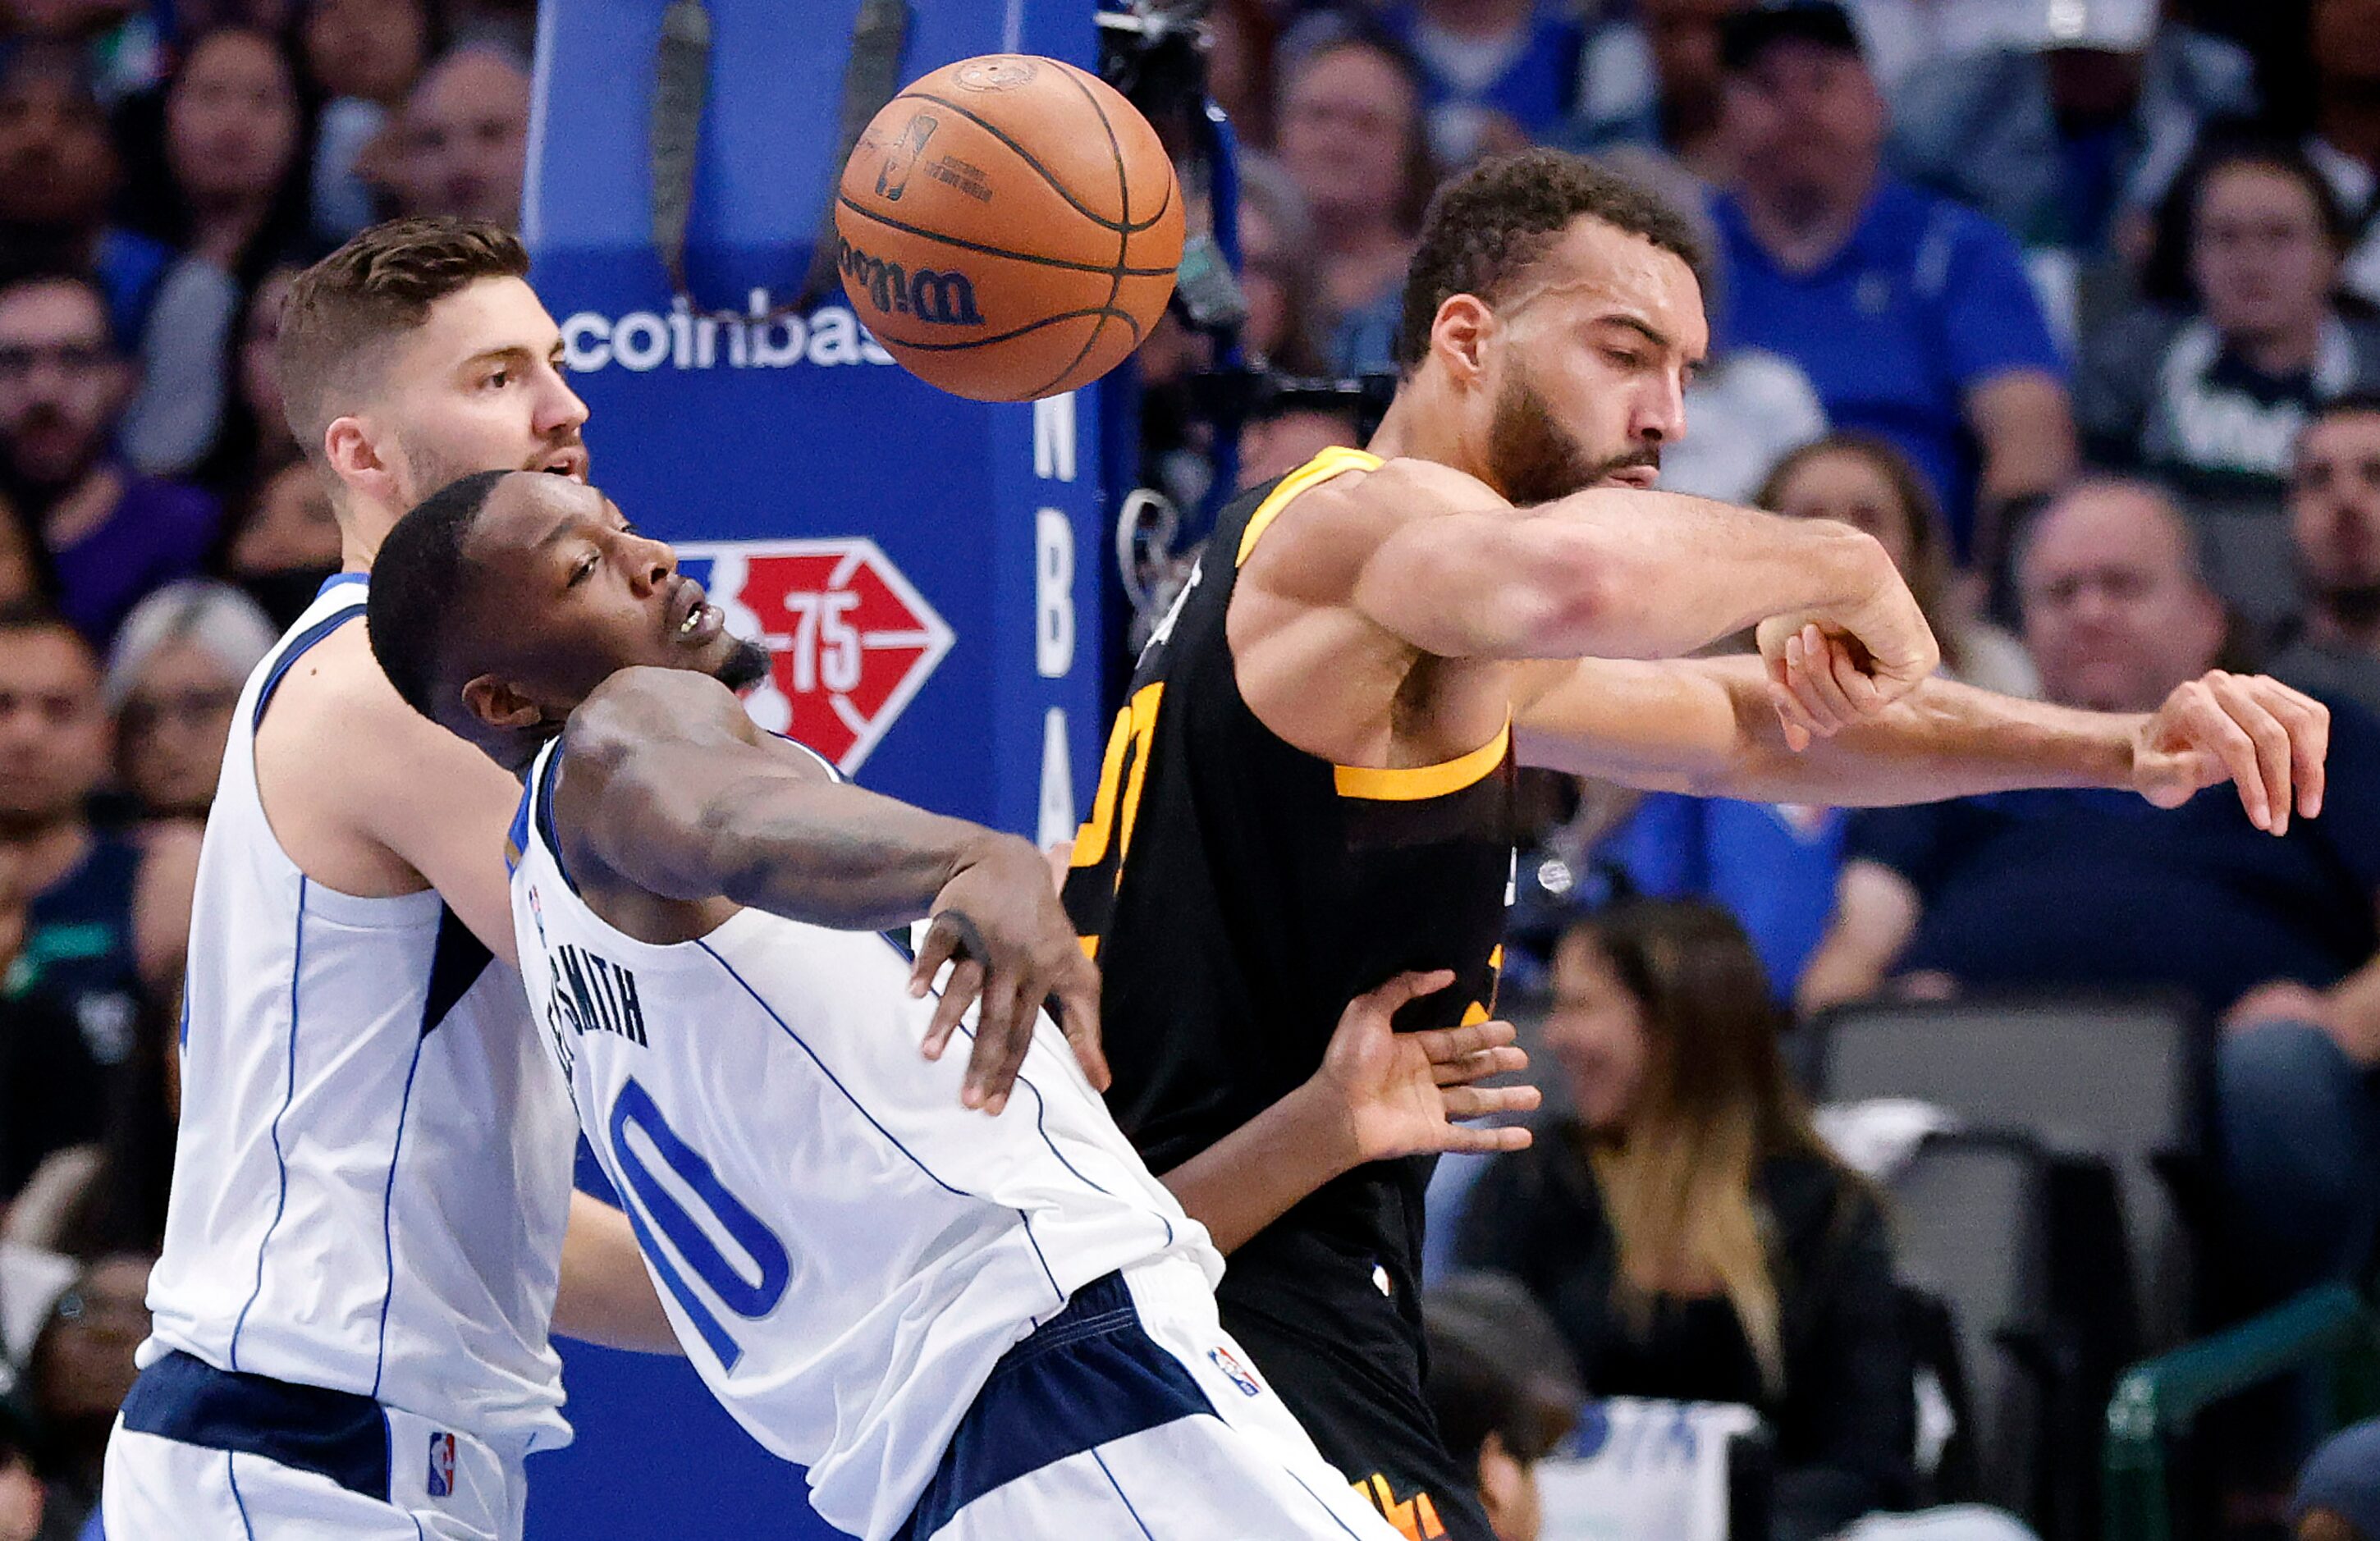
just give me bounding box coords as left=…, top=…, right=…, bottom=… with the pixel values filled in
left=838, top=239, right=984, bottom=327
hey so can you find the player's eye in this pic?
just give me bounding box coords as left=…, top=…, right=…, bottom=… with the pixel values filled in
left=1604, top=349, right=1644, bottom=370
left=567, top=551, right=598, bottom=587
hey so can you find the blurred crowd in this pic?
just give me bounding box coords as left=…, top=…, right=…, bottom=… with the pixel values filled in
left=0, top=0, right=2375, bottom=1539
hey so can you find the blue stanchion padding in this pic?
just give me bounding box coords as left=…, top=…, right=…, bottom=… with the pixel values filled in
left=524, top=0, right=1106, bottom=838
left=523, top=3, right=1110, bottom=1535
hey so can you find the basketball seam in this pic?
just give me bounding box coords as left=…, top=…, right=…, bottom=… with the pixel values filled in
left=1025, top=65, right=1133, bottom=399
left=897, top=85, right=1173, bottom=235
left=835, top=196, right=1177, bottom=277
left=872, top=305, right=1147, bottom=353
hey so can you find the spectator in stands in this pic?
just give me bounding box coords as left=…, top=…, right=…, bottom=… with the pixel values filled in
left=2273, top=394, right=2380, bottom=716
left=187, top=260, right=300, bottom=500
left=1767, top=437, right=2039, bottom=698
left=2305, top=0, right=2380, bottom=310
left=0, top=1397, right=35, bottom=1541
left=1275, top=25, right=1437, bottom=374
left=1800, top=480, right=2380, bottom=1308
left=1238, top=402, right=1362, bottom=487
left=391, top=43, right=529, bottom=228
left=0, top=43, right=172, bottom=350
left=120, top=26, right=310, bottom=480
left=2295, top=1420, right=2380, bottom=1541
left=1709, top=0, right=2076, bottom=570
left=0, top=497, right=46, bottom=611
left=1604, top=435, right=2035, bottom=1002
left=1569, top=0, right=1745, bottom=181
left=1421, top=1272, right=1583, bottom=1541
left=1800, top=478, right=2373, bottom=1019
left=300, top=0, right=436, bottom=244
left=0, top=605, right=197, bottom=1207
left=2, top=971, right=176, bottom=1260
left=1375, top=0, right=1583, bottom=167
left=1883, top=0, right=2257, bottom=281
left=221, top=459, right=340, bottom=629
left=0, top=275, right=218, bottom=646
left=19, top=1254, right=147, bottom=1540
left=1235, top=151, right=1330, bottom=378
left=1206, top=0, right=1283, bottom=149
left=2078, top=135, right=2380, bottom=634
left=104, top=581, right=275, bottom=823
left=1454, top=900, right=1919, bottom=1541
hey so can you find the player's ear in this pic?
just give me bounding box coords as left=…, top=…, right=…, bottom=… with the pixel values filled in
left=461, top=674, right=545, bottom=733
left=324, top=415, right=396, bottom=507
left=1430, top=294, right=1494, bottom=385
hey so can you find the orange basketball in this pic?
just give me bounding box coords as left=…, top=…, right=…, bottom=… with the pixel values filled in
left=835, top=54, right=1184, bottom=402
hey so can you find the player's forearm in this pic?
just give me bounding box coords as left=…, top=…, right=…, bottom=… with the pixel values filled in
left=1159, top=1081, right=1361, bottom=1255
left=1742, top=672, right=2139, bottom=804
left=702, top=778, right=1010, bottom=932
left=1518, top=657, right=2140, bottom=804
left=552, top=1192, right=683, bottom=1354
left=1511, top=492, right=1897, bottom=660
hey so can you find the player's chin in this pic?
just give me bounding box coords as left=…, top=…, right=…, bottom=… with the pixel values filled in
left=713, top=635, right=771, bottom=691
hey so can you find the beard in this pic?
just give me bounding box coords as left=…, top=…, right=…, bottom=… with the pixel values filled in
left=1482, top=365, right=1660, bottom=506
left=716, top=636, right=771, bottom=692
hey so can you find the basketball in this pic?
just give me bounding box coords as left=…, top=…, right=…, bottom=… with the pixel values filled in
left=835, top=54, right=1185, bottom=402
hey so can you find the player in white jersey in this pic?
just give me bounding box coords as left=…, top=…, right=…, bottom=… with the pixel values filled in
left=359, top=469, right=1540, bottom=1539
left=107, top=220, right=1102, bottom=1540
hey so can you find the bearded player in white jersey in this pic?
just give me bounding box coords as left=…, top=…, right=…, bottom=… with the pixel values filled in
left=103, top=220, right=1113, bottom=1539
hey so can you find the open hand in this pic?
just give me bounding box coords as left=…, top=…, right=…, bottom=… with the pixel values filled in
left=2131, top=671, right=2327, bottom=834
left=1312, top=970, right=1540, bottom=1165
left=911, top=834, right=1106, bottom=1113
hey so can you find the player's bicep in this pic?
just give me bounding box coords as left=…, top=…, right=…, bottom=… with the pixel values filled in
left=559, top=672, right=800, bottom=901
left=344, top=696, right=529, bottom=965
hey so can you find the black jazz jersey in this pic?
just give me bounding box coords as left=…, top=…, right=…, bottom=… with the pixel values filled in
left=1063, top=446, right=1517, bottom=1333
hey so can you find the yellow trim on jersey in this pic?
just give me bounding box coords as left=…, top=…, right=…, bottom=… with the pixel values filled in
left=1233, top=446, right=1384, bottom=567
left=1332, top=720, right=1511, bottom=802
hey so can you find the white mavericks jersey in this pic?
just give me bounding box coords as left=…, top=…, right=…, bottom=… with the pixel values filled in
left=508, top=735, right=1219, bottom=1541
left=143, top=574, right=576, bottom=1449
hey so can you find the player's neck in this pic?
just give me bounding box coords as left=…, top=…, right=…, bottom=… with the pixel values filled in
left=1368, top=384, right=1488, bottom=483
left=335, top=496, right=399, bottom=573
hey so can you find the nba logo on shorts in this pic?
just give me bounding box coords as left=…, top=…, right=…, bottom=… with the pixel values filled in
left=1208, top=1346, right=1263, bottom=1397
left=426, top=1432, right=456, bottom=1498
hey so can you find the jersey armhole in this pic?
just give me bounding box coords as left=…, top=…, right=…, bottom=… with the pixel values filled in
left=1233, top=446, right=1383, bottom=566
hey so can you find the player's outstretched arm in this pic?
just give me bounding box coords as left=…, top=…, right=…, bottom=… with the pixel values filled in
left=558, top=668, right=1105, bottom=1111
left=1336, top=459, right=1937, bottom=694
left=1160, top=972, right=1539, bottom=1255
left=1516, top=655, right=2329, bottom=834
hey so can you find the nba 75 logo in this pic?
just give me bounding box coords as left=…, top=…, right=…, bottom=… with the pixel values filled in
left=674, top=539, right=954, bottom=774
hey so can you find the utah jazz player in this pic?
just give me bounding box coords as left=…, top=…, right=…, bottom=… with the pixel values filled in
left=1060, top=152, right=1938, bottom=1539
left=1068, top=148, right=2332, bottom=1537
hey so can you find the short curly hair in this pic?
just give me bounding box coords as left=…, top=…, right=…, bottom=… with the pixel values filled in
left=1393, top=149, right=1707, bottom=373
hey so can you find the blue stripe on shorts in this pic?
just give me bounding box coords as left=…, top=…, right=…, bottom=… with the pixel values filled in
left=896, top=1272, right=1214, bottom=1539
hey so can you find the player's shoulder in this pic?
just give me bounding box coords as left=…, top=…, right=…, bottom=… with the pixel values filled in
left=264, top=619, right=491, bottom=780
left=565, top=667, right=759, bottom=769
left=1262, top=454, right=1507, bottom=547
left=1333, top=455, right=1504, bottom=514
